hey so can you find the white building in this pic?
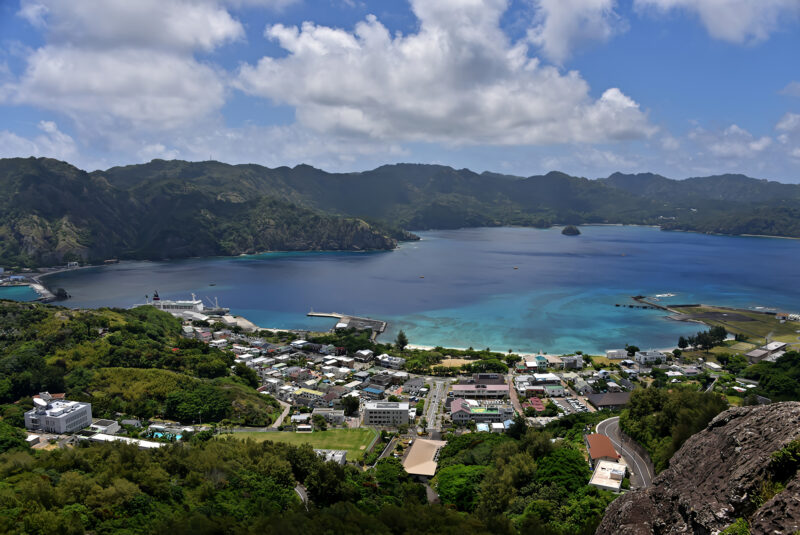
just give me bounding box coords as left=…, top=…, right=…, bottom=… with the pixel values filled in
left=634, top=350, right=666, bottom=365
left=560, top=355, right=583, bottom=369
left=24, top=394, right=92, bottom=434
left=606, top=349, right=628, bottom=359
left=363, top=401, right=410, bottom=426
left=376, top=354, right=406, bottom=369
left=355, top=349, right=374, bottom=362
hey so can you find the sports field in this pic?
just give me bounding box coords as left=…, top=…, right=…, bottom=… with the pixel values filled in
left=230, top=427, right=377, bottom=457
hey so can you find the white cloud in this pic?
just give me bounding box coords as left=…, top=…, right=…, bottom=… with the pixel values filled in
left=780, top=81, right=800, bottom=97
left=236, top=0, right=654, bottom=146
left=777, top=113, right=800, bottom=132
left=527, top=0, right=623, bottom=63
left=18, top=0, right=245, bottom=52
left=0, top=120, right=76, bottom=160
left=696, top=124, right=772, bottom=158
left=10, top=46, right=225, bottom=132
left=635, top=0, right=800, bottom=43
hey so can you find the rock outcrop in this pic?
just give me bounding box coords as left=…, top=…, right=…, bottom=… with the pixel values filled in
left=596, top=402, right=800, bottom=535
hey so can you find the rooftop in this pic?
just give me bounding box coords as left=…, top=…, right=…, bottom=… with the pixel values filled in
left=586, top=433, right=621, bottom=461
left=402, top=439, right=447, bottom=477
left=589, top=460, right=626, bottom=492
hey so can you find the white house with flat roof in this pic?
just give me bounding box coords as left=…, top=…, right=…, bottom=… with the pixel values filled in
left=635, top=350, right=666, bottom=365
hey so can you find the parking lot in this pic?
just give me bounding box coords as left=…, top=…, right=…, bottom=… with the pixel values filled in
left=552, top=396, right=590, bottom=414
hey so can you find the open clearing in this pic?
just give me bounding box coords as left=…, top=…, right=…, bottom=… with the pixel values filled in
left=440, top=358, right=474, bottom=367
left=229, top=427, right=377, bottom=457
left=671, top=305, right=800, bottom=348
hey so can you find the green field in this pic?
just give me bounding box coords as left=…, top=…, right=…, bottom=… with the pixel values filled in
left=229, top=427, right=378, bottom=457
left=671, top=305, right=800, bottom=348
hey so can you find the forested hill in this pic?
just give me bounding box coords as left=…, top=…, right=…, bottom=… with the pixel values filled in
left=2, top=157, right=800, bottom=266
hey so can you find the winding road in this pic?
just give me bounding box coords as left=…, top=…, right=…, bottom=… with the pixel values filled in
left=596, top=416, right=655, bottom=489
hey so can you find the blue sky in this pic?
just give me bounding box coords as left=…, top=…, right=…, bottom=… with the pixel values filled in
left=0, top=0, right=799, bottom=181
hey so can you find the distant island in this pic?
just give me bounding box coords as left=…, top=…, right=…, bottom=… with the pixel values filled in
left=561, top=225, right=581, bottom=236
left=2, top=157, right=800, bottom=267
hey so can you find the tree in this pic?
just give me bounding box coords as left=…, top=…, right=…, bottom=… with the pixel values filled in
left=233, top=362, right=260, bottom=388
left=395, top=330, right=409, bottom=351
left=678, top=336, right=688, bottom=349
left=312, top=414, right=328, bottom=431
left=625, top=344, right=640, bottom=356
left=388, top=395, right=401, bottom=402
left=342, top=396, right=360, bottom=417
left=0, top=421, right=28, bottom=454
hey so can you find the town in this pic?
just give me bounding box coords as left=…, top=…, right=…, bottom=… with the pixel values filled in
left=19, top=298, right=799, bottom=504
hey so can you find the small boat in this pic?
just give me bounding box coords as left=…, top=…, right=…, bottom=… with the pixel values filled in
left=513, top=266, right=519, bottom=270
left=209, top=283, right=216, bottom=286
left=419, top=276, right=425, bottom=279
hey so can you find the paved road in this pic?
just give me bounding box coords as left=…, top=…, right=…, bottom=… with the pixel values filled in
left=270, top=400, right=291, bottom=429
left=294, top=484, right=309, bottom=510
left=596, top=416, right=655, bottom=489
left=426, top=381, right=446, bottom=431
left=507, top=373, right=523, bottom=414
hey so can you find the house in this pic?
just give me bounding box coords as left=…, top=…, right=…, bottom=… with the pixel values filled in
left=561, top=355, right=583, bottom=370
left=476, top=423, right=490, bottom=433
left=533, top=373, right=561, bottom=385
left=355, top=349, right=374, bottom=362
left=376, top=354, right=406, bottom=369
left=491, top=423, right=505, bottom=433
left=704, top=362, right=722, bottom=372
left=293, top=388, right=326, bottom=407
left=362, top=386, right=386, bottom=399
left=573, top=378, right=594, bottom=395
left=544, top=384, right=565, bottom=397
left=586, top=392, right=631, bottom=410
left=589, top=460, right=626, bottom=492
left=363, top=401, right=410, bottom=426
left=291, top=413, right=312, bottom=424
left=746, top=341, right=789, bottom=364
left=606, top=349, right=628, bottom=359
left=585, top=434, right=622, bottom=467
left=403, top=377, right=425, bottom=396
left=24, top=393, right=92, bottom=434
left=634, top=350, right=666, bottom=365
left=343, top=380, right=362, bottom=391
left=316, top=449, right=347, bottom=465
left=596, top=369, right=612, bottom=380
left=89, top=419, right=120, bottom=435
left=312, top=408, right=346, bottom=425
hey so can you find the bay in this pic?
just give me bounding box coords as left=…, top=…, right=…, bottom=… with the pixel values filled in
left=39, top=226, right=800, bottom=354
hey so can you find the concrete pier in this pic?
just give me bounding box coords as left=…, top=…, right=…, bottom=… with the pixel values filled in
left=307, top=311, right=387, bottom=339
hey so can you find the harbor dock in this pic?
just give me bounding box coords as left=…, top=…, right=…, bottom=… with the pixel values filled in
left=307, top=311, right=387, bottom=340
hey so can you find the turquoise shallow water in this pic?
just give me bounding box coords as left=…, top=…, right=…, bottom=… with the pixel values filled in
left=0, top=286, right=39, bottom=302
left=33, top=226, right=800, bottom=354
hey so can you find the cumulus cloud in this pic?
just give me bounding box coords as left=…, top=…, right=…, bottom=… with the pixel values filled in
left=7, top=1, right=238, bottom=135
left=691, top=124, right=772, bottom=159
left=0, top=120, right=76, bottom=160
left=777, top=113, right=800, bottom=133
left=236, top=0, right=654, bottom=146
left=527, top=0, right=623, bottom=63
left=18, top=0, right=245, bottom=52
left=635, top=0, right=800, bottom=43
left=9, top=47, right=226, bottom=132
left=780, top=81, right=800, bottom=98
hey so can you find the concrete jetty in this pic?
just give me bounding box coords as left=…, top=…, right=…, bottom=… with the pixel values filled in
left=307, top=311, right=387, bottom=340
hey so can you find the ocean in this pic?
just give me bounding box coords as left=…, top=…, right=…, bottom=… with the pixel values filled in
left=29, top=225, right=800, bottom=354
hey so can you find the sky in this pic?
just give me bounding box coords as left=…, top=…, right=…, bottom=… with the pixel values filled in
left=0, top=0, right=799, bottom=181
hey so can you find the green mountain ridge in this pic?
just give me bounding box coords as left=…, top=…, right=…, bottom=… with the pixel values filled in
left=1, top=156, right=799, bottom=267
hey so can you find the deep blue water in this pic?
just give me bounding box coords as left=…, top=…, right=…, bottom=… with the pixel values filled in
left=38, top=226, right=800, bottom=354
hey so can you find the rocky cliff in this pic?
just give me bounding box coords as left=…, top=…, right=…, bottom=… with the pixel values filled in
left=596, top=402, right=800, bottom=535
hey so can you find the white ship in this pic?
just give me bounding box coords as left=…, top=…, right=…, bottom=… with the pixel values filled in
left=135, top=291, right=229, bottom=316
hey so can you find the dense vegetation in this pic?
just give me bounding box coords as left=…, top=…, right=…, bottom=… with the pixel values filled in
left=432, top=422, right=617, bottom=535
left=3, top=157, right=800, bottom=266
left=0, top=301, right=280, bottom=426
left=742, top=351, right=800, bottom=401
left=0, top=437, right=495, bottom=534
left=620, top=388, right=729, bottom=472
